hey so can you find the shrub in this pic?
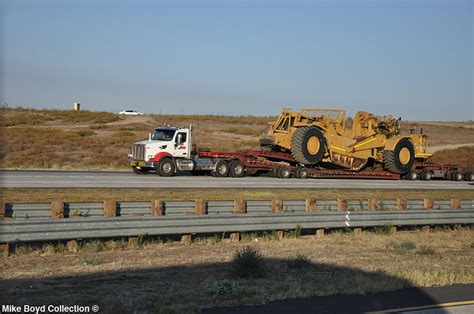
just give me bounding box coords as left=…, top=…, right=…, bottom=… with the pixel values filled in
left=287, top=253, right=312, bottom=269
left=81, top=240, right=103, bottom=253
left=76, top=129, right=96, bottom=137
left=375, top=223, right=394, bottom=235
left=418, top=245, right=435, bottom=255
left=231, top=246, right=265, bottom=278
left=209, top=279, right=241, bottom=299
left=386, top=240, right=416, bottom=253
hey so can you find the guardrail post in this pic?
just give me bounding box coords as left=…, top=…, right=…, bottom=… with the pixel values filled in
left=181, top=234, right=192, bottom=244
left=423, top=198, right=433, bottom=210
left=272, top=199, right=283, bottom=213
left=150, top=200, right=164, bottom=216
left=51, top=201, right=64, bottom=219
left=272, top=199, right=284, bottom=239
left=315, top=229, right=325, bottom=238
left=0, top=202, right=5, bottom=220
left=0, top=243, right=10, bottom=257
left=337, top=199, right=348, bottom=211
left=195, top=199, right=207, bottom=215
left=354, top=228, right=362, bottom=235
left=397, top=198, right=407, bottom=210
left=368, top=198, right=377, bottom=211
left=103, top=199, right=117, bottom=217
left=230, top=199, right=247, bottom=242
left=451, top=198, right=461, bottom=209
left=305, top=198, right=317, bottom=212
left=234, top=199, right=247, bottom=214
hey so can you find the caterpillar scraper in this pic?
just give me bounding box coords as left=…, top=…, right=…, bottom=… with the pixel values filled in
left=260, top=108, right=431, bottom=174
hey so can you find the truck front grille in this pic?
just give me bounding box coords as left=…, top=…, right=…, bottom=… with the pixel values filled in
left=132, top=144, right=145, bottom=161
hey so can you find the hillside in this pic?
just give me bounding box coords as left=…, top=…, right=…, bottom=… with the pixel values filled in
left=1, top=107, right=473, bottom=170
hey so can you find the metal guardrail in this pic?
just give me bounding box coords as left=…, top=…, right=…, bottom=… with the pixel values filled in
left=0, top=199, right=472, bottom=244
left=0, top=210, right=473, bottom=243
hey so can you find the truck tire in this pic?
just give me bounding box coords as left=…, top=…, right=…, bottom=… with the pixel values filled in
left=132, top=166, right=149, bottom=175
left=383, top=138, right=415, bottom=174
left=278, top=167, right=291, bottom=179
left=420, top=171, right=433, bottom=181
left=291, top=127, right=326, bottom=165
left=297, top=167, right=308, bottom=179
left=405, top=170, right=418, bottom=180
left=229, top=160, right=245, bottom=177
left=464, top=172, right=474, bottom=181
left=451, top=171, right=463, bottom=181
left=158, top=158, right=175, bottom=177
left=212, top=160, right=229, bottom=177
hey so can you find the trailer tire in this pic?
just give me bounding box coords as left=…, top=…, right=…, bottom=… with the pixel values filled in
left=229, top=160, right=245, bottom=178
left=291, top=127, right=326, bottom=165
left=212, top=160, right=229, bottom=177
left=451, top=171, right=463, bottom=181
left=405, top=170, right=418, bottom=180
left=132, top=166, right=149, bottom=175
left=420, top=171, right=433, bottom=181
left=158, top=158, right=175, bottom=177
left=383, top=138, right=415, bottom=174
left=278, top=167, right=291, bottom=179
left=295, top=167, right=308, bottom=179
left=464, top=172, right=474, bottom=181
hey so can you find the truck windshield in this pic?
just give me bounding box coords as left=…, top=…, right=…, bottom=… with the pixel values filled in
left=151, top=129, right=176, bottom=141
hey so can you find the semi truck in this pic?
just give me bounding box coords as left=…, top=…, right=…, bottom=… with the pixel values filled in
left=128, top=123, right=473, bottom=181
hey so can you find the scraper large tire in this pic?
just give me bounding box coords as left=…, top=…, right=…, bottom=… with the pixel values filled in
left=383, top=138, right=415, bottom=174
left=291, top=127, right=326, bottom=165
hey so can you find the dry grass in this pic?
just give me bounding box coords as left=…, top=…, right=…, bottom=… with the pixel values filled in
left=1, top=187, right=473, bottom=203
left=1, top=107, right=473, bottom=170
left=0, top=229, right=472, bottom=312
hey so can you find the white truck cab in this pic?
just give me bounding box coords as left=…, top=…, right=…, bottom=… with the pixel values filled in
left=130, top=126, right=204, bottom=175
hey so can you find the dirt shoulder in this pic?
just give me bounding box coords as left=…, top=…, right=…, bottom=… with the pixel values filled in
left=1, top=229, right=473, bottom=313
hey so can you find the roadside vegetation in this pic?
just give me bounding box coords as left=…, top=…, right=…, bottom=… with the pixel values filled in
left=1, top=228, right=472, bottom=313
left=1, top=107, right=473, bottom=170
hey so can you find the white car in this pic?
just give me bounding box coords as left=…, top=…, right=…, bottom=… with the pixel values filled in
left=119, top=109, right=144, bottom=115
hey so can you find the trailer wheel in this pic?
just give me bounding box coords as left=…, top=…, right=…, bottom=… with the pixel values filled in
left=229, top=160, right=245, bottom=177
left=132, top=166, right=150, bottom=175
left=291, top=127, right=326, bottom=165
left=212, top=160, right=229, bottom=177
left=295, top=167, right=308, bottom=179
left=158, top=158, right=175, bottom=177
left=383, top=138, right=415, bottom=174
left=405, top=170, right=418, bottom=180
left=420, top=171, right=433, bottom=181
left=464, top=172, right=474, bottom=181
left=451, top=171, right=463, bottom=181
left=278, top=167, right=291, bottom=179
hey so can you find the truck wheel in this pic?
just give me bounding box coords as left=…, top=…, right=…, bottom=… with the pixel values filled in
left=420, top=171, right=433, bottom=181
left=278, top=167, right=291, bottom=179
left=295, top=167, right=308, bottom=179
left=405, top=170, right=418, bottom=180
left=291, top=127, right=326, bottom=165
left=158, top=158, right=175, bottom=177
left=229, top=160, right=245, bottom=177
left=212, top=160, right=229, bottom=177
left=464, top=172, right=474, bottom=181
left=132, top=166, right=149, bottom=175
left=383, top=138, right=415, bottom=174
left=298, top=167, right=308, bottom=179
left=451, top=171, right=463, bottom=181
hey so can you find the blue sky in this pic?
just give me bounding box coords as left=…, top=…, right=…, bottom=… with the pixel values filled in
left=2, top=0, right=473, bottom=120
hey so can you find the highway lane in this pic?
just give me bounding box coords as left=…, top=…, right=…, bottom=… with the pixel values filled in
left=1, top=170, right=473, bottom=189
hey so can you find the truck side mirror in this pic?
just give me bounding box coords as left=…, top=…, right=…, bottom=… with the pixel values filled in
left=148, top=133, right=151, bottom=140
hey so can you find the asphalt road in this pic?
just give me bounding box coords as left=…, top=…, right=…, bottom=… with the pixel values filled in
left=1, top=170, right=473, bottom=189
left=205, top=284, right=474, bottom=314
